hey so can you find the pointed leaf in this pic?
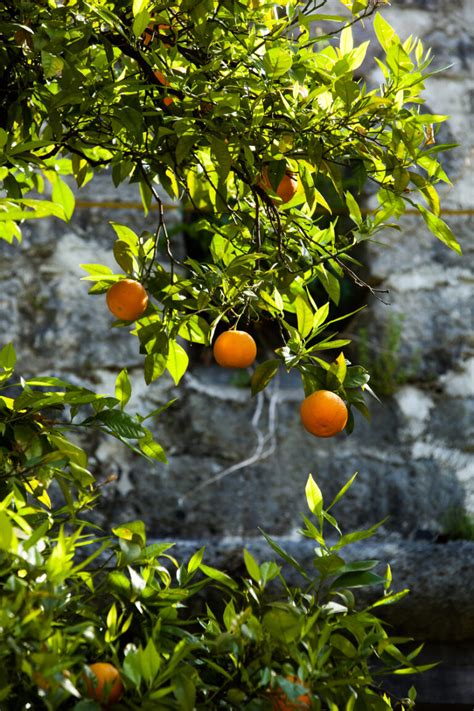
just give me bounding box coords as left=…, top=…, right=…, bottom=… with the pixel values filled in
left=251, top=359, right=280, bottom=396
left=166, top=340, right=189, bottom=385
left=52, top=176, right=75, bottom=221
left=115, top=368, right=132, bottom=410
left=305, top=474, right=323, bottom=517
left=416, top=205, right=461, bottom=254
left=243, top=548, right=261, bottom=583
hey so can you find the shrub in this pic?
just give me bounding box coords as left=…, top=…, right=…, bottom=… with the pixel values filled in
left=0, top=346, right=429, bottom=709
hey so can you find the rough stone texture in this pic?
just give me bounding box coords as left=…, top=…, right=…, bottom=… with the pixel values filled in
left=1, top=4, right=473, bottom=649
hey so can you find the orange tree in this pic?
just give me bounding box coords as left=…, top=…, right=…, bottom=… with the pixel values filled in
left=0, top=0, right=459, bottom=708
left=0, top=0, right=460, bottom=425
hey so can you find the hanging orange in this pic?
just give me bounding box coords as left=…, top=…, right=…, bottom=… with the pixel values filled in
left=106, top=279, right=148, bottom=321
left=84, top=662, right=123, bottom=706
left=300, top=390, right=348, bottom=438
left=259, top=166, right=299, bottom=204
left=213, top=330, right=257, bottom=368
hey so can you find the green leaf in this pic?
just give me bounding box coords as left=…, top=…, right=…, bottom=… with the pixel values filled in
left=344, top=366, right=370, bottom=389
left=316, top=266, right=341, bottom=304
left=113, top=240, right=135, bottom=274
left=263, top=608, right=301, bottom=643
left=345, top=191, right=362, bottom=225
left=81, top=265, right=114, bottom=282
left=333, top=520, right=386, bottom=550
left=176, top=135, right=197, bottom=165
left=110, top=223, right=139, bottom=251
left=187, top=546, right=205, bottom=573
left=0, top=511, right=14, bottom=551
left=132, top=8, right=151, bottom=36
left=178, top=315, right=209, bottom=344
left=259, top=529, right=310, bottom=580
left=416, top=205, right=461, bottom=254
left=48, top=433, right=88, bottom=467
left=336, top=559, right=379, bottom=574
left=0, top=219, right=21, bottom=243
left=339, top=26, right=353, bottom=55
left=327, top=472, right=358, bottom=510
left=243, top=548, right=261, bottom=583
left=106, top=602, right=118, bottom=632
left=139, top=431, right=167, bottom=462
left=374, top=12, right=398, bottom=52
left=144, top=352, right=168, bottom=385
left=139, top=179, right=153, bottom=216
left=41, top=51, right=64, bottom=78
left=263, top=47, right=293, bottom=78
left=199, top=564, right=238, bottom=590
left=295, top=295, right=314, bottom=338
left=327, top=352, right=347, bottom=388
left=72, top=701, right=102, bottom=711
left=312, top=302, right=330, bottom=332
left=115, top=368, right=132, bottom=410
left=312, top=338, right=350, bottom=351
left=166, top=340, right=189, bottom=385
left=90, top=410, right=145, bottom=439
left=52, top=176, right=75, bottom=221
left=0, top=198, right=66, bottom=222
left=210, top=137, right=231, bottom=181
left=113, top=520, right=146, bottom=546
left=331, top=570, right=387, bottom=589
left=0, top=342, right=16, bottom=370
left=140, top=638, right=161, bottom=684
left=305, top=474, right=323, bottom=517
left=369, top=589, right=410, bottom=608
left=133, top=0, right=149, bottom=16
left=313, top=187, right=332, bottom=213
left=174, top=672, right=196, bottom=711
left=251, top=359, right=280, bottom=396
left=330, top=633, right=357, bottom=658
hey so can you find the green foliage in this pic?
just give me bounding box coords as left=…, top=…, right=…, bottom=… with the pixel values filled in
left=0, top=353, right=427, bottom=708
left=0, top=0, right=460, bottom=429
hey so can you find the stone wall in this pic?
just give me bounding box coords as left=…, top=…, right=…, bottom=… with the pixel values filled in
left=1, top=0, right=473, bottom=651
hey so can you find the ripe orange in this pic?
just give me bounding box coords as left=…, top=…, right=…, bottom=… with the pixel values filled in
left=106, top=279, right=148, bottom=321
left=300, top=390, right=348, bottom=438
left=84, top=662, right=123, bottom=706
left=269, top=676, right=311, bottom=710
left=153, top=70, right=174, bottom=106
left=213, top=330, right=257, bottom=368
left=259, top=166, right=299, bottom=204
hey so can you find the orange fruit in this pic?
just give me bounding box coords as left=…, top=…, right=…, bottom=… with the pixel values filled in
left=213, top=330, right=257, bottom=368
left=142, top=22, right=174, bottom=48
left=84, top=662, right=123, bottom=706
left=153, top=69, right=174, bottom=106
left=259, top=166, right=299, bottom=204
left=269, top=676, right=311, bottom=710
left=106, top=279, right=148, bottom=321
left=300, top=390, right=348, bottom=438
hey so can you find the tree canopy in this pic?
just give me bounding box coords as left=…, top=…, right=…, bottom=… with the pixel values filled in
left=0, top=0, right=460, bottom=421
